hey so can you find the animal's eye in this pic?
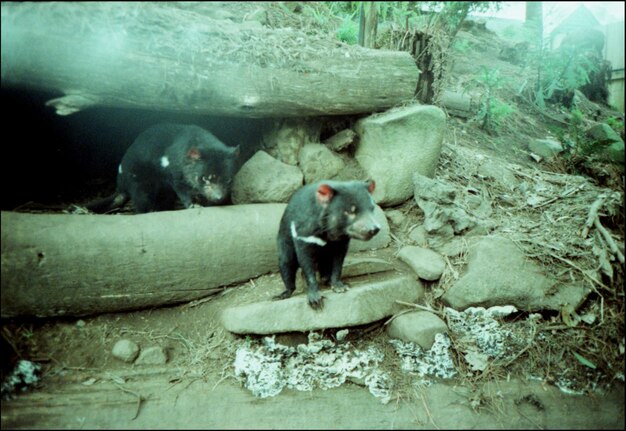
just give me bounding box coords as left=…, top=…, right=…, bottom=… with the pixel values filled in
left=345, top=206, right=357, bottom=217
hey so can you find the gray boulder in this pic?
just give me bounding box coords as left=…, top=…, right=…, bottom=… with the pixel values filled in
left=323, top=129, right=357, bottom=151
left=232, top=151, right=303, bottom=203
left=585, top=123, right=622, bottom=145
left=355, top=105, right=446, bottom=206
left=386, top=311, right=448, bottom=349
left=442, top=236, right=591, bottom=311
left=398, top=246, right=445, bottom=281
left=596, top=140, right=625, bottom=164
left=413, top=174, right=480, bottom=236
left=263, top=119, right=320, bottom=165
left=529, top=139, right=563, bottom=159
left=298, top=144, right=345, bottom=184
left=477, top=160, right=519, bottom=189
left=111, top=339, right=140, bottom=363
left=135, top=346, right=168, bottom=365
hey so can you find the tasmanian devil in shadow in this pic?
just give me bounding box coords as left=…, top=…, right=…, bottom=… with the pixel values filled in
left=86, top=123, right=239, bottom=214
left=274, top=180, right=381, bottom=310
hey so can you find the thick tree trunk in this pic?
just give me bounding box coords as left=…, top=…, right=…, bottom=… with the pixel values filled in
left=1, top=2, right=418, bottom=118
left=1, top=205, right=285, bottom=318
left=362, top=3, right=378, bottom=49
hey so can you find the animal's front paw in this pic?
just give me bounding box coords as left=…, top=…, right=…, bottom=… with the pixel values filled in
left=331, top=281, right=349, bottom=293
left=307, top=292, right=325, bottom=310
left=273, top=290, right=293, bottom=301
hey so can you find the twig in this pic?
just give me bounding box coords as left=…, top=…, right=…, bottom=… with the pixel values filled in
left=417, top=389, right=440, bottom=430
left=444, top=255, right=459, bottom=279
left=517, top=239, right=611, bottom=293
left=394, top=300, right=445, bottom=317
left=533, top=184, right=585, bottom=208
left=538, top=325, right=590, bottom=332
left=545, top=252, right=610, bottom=293
left=594, top=217, right=625, bottom=265
left=114, top=384, right=147, bottom=420
left=516, top=406, right=545, bottom=430
left=384, top=308, right=416, bottom=326
left=185, top=289, right=225, bottom=308
left=498, top=324, right=537, bottom=368
left=581, top=195, right=606, bottom=238
left=517, top=91, right=569, bottom=125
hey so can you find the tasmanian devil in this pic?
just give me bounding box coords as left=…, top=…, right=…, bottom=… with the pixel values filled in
left=274, top=180, right=381, bottom=310
left=86, top=123, right=239, bottom=214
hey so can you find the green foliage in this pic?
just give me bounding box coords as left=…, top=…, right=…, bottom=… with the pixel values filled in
left=317, top=2, right=502, bottom=36
left=562, top=108, right=594, bottom=157
left=471, top=67, right=513, bottom=132
left=539, top=46, right=597, bottom=102
left=453, top=38, right=471, bottom=53
left=606, top=116, right=624, bottom=135
left=474, top=66, right=506, bottom=90
left=303, top=3, right=330, bottom=26
left=328, top=1, right=360, bottom=16
left=378, top=2, right=420, bottom=28
left=573, top=351, right=597, bottom=370
left=336, top=15, right=358, bottom=44
left=489, top=99, right=516, bottom=121
left=475, top=98, right=515, bottom=133
left=424, top=1, right=501, bottom=35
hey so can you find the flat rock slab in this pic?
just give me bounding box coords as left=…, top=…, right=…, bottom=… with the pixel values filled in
left=341, top=257, right=394, bottom=278
left=221, top=274, right=424, bottom=334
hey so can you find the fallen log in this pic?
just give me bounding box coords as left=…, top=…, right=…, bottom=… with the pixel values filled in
left=1, top=2, right=419, bottom=118
left=1, top=205, right=285, bottom=318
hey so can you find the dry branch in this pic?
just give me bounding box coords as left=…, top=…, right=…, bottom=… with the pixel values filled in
left=594, top=217, right=625, bottom=266
left=1, top=2, right=419, bottom=117
left=581, top=194, right=606, bottom=238
left=533, top=184, right=585, bottom=208
left=1, top=205, right=285, bottom=318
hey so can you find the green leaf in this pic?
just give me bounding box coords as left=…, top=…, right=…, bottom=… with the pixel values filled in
left=573, top=351, right=597, bottom=369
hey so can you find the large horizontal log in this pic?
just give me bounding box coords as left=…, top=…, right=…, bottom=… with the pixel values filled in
left=1, top=205, right=285, bottom=318
left=1, top=2, right=419, bottom=118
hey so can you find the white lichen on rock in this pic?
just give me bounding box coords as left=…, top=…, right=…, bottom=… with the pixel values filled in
left=233, top=332, right=391, bottom=403
left=390, top=333, right=457, bottom=379
left=1, top=360, right=41, bottom=400
left=445, top=306, right=516, bottom=358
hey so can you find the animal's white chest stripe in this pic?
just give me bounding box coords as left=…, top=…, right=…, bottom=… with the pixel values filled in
left=291, top=222, right=327, bottom=246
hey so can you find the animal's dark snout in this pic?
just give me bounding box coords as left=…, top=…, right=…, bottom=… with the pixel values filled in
left=350, top=219, right=381, bottom=241
left=368, top=225, right=381, bottom=236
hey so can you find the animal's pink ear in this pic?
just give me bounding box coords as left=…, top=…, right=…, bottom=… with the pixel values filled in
left=187, top=147, right=201, bottom=160
left=366, top=180, right=376, bottom=194
left=316, top=183, right=334, bottom=205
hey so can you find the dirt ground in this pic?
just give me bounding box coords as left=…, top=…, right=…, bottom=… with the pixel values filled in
left=1, top=2, right=625, bottom=429
left=1, top=266, right=624, bottom=429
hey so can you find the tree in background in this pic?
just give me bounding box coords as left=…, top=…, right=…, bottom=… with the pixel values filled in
left=525, top=2, right=608, bottom=110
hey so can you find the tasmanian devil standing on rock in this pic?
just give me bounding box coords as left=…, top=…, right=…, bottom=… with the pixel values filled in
left=85, top=123, right=239, bottom=213
left=274, top=180, right=381, bottom=310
